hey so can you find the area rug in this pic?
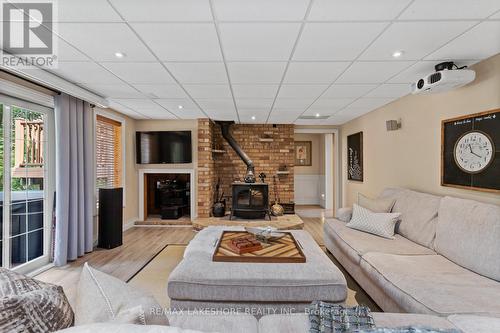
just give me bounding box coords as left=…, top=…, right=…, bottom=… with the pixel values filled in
left=127, top=245, right=380, bottom=311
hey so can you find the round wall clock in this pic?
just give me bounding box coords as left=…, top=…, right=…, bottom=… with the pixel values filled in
left=453, top=130, right=495, bottom=174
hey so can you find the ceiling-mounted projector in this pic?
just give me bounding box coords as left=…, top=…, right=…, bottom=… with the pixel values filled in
left=411, top=61, right=475, bottom=95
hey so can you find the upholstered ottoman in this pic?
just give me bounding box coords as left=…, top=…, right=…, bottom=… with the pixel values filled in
left=168, top=227, right=347, bottom=315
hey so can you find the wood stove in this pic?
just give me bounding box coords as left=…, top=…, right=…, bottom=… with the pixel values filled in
left=230, top=182, right=270, bottom=220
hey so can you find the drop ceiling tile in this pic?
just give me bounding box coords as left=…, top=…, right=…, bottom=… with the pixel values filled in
left=103, top=62, right=176, bottom=84
left=294, top=119, right=327, bottom=125
left=337, top=61, right=414, bottom=84
left=399, top=0, right=500, bottom=19
left=284, top=62, right=350, bottom=84
left=267, top=109, right=304, bottom=124
left=109, top=0, right=213, bottom=22
left=50, top=62, right=123, bottom=84
left=239, top=114, right=267, bottom=124
left=228, top=62, right=287, bottom=84
left=58, top=23, right=155, bottom=62
left=349, top=98, right=394, bottom=110
left=335, top=106, right=371, bottom=120
left=274, top=99, right=313, bottom=109
left=171, top=109, right=207, bottom=119
left=57, top=39, right=90, bottom=61
left=293, top=23, right=388, bottom=61
left=308, top=0, right=412, bottom=21
left=491, top=11, right=500, bottom=19
left=277, top=85, right=328, bottom=99
left=388, top=61, right=440, bottom=83
left=204, top=109, right=237, bottom=121
left=364, top=84, right=410, bottom=98
left=133, top=84, right=187, bottom=98
left=235, top=99, right=273, bottom=110
left=360, top=21, right=476, bottom=61
left=155, top=98, right=200, bottom=112
left=183, top=84, right=232, bottom=98
left=139, top=110, right=178, bottom=119
left=321, top=84, right=378, bottom=99
left=132, top=23, right=222, bottom=61
left=322, top=114, right=353, bottom=125
left=232, top=85, right=279, bottom=99
left=108, top=101, right=150, bottom=119
left=213, top=0, right=308, bottom=21
left=196, top=99, right=235, bottom=111
left=308, top=98, right=354, bottom=113
left=57, top=0, right=122, bottom=22
left=219, top=23, right=301, bottom=61
left=112, top=98, right=164, bottom=110
left=82, top=84, right=144, bottom=98
left=425, top=22, right=500, bottom=61
left=166, top=63, right=228, bottom=84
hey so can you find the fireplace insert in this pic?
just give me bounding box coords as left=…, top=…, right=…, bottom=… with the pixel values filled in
left=231, top=183, right=270, bottom=220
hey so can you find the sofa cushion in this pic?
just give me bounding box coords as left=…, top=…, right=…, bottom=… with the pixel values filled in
left=336, top=207, right=353, bottom=222
left=324, top=219, right=435, bottom=264
left=347, top=204, right=401, bottom=239
left=360, top=253, right=500, bottom=316
left=358, top=193, right=396, bottom=213
left=168, top=313, right=258, bottom=333
left=447, top=315, right=500, bottom=333
left=0, top=268, right=74, bottom=333
left=381, top=189, right=441, bottom=249
left=57, top=323, right=210, bottom=333
left=168, top=229, right=347, bottom=303
left=76, top=263, right=168, bottom=326
left=257, top=313, right=457, bottom=333
left=435, top=196, right=500, bottom=282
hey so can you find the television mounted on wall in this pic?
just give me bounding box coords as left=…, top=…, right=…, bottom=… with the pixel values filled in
left=136, top=131, right=192, bottom=164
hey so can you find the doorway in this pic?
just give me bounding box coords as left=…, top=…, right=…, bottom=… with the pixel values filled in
left=0, top=96, right=54, bottom=274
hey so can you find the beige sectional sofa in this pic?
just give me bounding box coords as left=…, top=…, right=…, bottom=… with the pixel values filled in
left=324, top=188, right=500, bottom=317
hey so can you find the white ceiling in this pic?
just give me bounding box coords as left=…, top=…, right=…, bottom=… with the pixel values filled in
left=24, top=0, right=500, bottom=124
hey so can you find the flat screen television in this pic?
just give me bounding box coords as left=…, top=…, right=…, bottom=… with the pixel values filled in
left=136, top=131, right=192, bottom=164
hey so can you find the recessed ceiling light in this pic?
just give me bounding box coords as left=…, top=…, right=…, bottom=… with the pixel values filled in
left=178, top=105, right=183, bottom=109
left=315, top=113, right=320, bottom=118
left=392, top=50, right=404, bottom=58
left=251, top=116, right=256, bottom=120
left=114, top=52, right=126, bottom=58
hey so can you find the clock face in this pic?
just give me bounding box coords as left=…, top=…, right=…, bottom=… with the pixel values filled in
left=454, top=131, right=495, bottom=174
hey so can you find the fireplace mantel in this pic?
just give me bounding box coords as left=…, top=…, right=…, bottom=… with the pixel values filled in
left=138, top=168, right=196, bottom=221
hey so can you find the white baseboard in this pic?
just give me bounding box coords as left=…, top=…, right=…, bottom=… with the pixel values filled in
left=123, top=217, right=138, bottom=231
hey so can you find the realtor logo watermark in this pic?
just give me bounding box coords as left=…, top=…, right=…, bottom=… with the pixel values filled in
left=1, top=0, right=58, bottom=68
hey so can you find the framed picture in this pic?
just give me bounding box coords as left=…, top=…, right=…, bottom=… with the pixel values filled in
left=295, top=141, right=312, bottom=166
left=347, top=132, right=363, bottom=182
left=441, top=109, right=499, bottom=193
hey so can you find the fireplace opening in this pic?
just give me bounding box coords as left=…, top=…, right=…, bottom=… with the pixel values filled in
left=145, top=173, right=190, bottom=220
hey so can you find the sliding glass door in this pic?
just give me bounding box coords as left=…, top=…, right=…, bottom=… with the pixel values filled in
left=1, top=97, right=54, bottom=273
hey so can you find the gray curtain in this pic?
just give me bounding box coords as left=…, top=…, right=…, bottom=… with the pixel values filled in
left=54, top=93, right=94, bottom=266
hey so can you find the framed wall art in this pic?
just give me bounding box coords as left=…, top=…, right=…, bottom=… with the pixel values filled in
left=347, top=132, right=363, bottom=182
left=441, top=109, right=499, bottom=193
left=295, top=141, right=312, bottom=166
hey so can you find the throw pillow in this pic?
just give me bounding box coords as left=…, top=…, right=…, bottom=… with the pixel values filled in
left=336, top=207, right=353, bottom=223
left=358, top=193, right=396, bottom=213
left=355, top=327, right=460, bottom=333
left=75, top=263, right=168, bottom=326
left=0, top=268, right=74, bottom=332
left=347, top=204, right=401, bottom=239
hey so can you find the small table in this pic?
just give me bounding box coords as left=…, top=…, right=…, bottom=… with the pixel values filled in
left=168, top=227, right=348, bottom=316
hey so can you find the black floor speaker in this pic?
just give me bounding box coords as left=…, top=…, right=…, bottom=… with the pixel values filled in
left=98, top=187, right=123, bottom=249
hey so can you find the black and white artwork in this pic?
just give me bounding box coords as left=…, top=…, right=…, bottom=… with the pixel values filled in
left=347, top=132, right=363, bottom=182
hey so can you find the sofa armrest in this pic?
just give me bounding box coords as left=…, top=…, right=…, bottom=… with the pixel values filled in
left=335, top=207, right=352, bottom=223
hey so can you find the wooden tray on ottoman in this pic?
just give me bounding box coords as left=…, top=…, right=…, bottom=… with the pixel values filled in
left=213, top=231, right=306, bottom=263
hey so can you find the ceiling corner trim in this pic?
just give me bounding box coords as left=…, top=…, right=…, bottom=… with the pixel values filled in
left=0, top=65, right=109, bottom=108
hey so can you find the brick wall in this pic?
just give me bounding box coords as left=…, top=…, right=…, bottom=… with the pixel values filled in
left=197, top=119, right=295, bottom=217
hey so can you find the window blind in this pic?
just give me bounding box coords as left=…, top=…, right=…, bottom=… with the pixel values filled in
left=96, top=115, right=122, bottom=189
